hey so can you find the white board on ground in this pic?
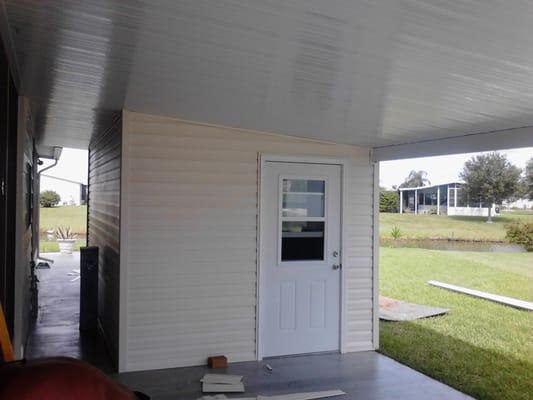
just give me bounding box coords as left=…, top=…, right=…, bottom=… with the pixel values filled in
left=258, top=390, right=346, bottom=399
left=202, top=383, right=245, bottom=393
left=198, top=389, right=346, bottom=400
left=201, top=374, right=243, bottom=384
left=428, top=280, right=533, bottom=311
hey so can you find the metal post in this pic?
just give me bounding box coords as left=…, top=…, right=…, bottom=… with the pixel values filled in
left=437, top=186, right=440, bottom=215
left=415, top=189, right=418, bottom=214
left=399, top=190, right=403, bottom=214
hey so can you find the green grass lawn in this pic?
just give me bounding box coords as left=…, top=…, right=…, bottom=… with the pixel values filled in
left=379, top=247, right=533, bottom=400
left=39, top=205, right=87, bottom=234
left=380, top=211, right=533, bottom=241
left=39, top=205, right=86, bottom=253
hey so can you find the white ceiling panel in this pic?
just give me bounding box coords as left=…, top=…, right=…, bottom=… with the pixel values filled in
left=3, top=0, right=533, bottom=151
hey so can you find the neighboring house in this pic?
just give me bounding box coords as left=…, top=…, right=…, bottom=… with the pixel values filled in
left=40, top=174, right=87, bottom=206
left=398, top=182, right=500, bottom=217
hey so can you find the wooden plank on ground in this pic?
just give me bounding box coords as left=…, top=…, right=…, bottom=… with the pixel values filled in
left=428, top=280, right=533, bottom=311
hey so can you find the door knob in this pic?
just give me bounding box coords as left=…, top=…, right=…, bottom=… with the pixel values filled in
left=332, top=264, right=342, bottom=270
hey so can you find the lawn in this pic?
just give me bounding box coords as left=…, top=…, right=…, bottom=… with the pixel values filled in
left=39, top=205, right=86, bottom=253
left=39, top=205, right=87, bottom=234
left=380, top=211, right=533, bottom=241
left=379, top=247, right=533, bottom=400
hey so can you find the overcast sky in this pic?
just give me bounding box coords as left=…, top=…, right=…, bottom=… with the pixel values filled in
left=41, top=148, right=89, bottom=184
left=380, top=147, right=533, bottom=189
left=42, top=146, right=532, bottom=189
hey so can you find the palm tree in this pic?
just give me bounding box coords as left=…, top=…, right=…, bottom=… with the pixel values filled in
left=399, top=170, right=431, bottom=188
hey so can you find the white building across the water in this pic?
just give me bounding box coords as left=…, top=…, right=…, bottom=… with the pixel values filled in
left=398, top=182, right=499, bottom=217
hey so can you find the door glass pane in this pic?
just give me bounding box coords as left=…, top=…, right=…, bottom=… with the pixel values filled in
left=281, top=221, right=324, bottom=261
left=282, top=179, right=325, bottom=217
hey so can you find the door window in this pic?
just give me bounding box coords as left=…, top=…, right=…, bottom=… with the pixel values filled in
left=280, top=178, right=325, bottom=262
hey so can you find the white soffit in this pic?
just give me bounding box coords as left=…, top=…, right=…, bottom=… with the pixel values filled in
left=4, top=0, right=533, bottom=151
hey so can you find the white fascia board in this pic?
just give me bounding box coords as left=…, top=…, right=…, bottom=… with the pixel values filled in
left=372, top=126, right=533, bottom=162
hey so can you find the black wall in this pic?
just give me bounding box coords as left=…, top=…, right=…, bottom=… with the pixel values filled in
left=0, top=39, right=18, bottom=337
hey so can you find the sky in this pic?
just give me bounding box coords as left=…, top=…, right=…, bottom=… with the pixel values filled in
left=40, top=146, right=533, bottom=189
left=380, top=147, right=533, bottom=189
left=40, top=148, right=89, bottom=184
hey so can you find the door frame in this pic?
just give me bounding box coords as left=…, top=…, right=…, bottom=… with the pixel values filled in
left=256, top=154, right=350, bottom=360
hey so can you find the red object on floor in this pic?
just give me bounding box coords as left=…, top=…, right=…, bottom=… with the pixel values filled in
left=0, top=357, right=136, bottom=400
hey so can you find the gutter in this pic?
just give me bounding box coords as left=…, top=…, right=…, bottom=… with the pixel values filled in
left=35, top=147, right=62, bottom=265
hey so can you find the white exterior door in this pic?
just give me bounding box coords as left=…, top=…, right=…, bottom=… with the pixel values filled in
left=261, top=161, right=342, bottom=357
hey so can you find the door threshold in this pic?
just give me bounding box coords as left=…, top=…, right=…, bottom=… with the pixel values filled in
left=263, top=350, right=340, bottom=360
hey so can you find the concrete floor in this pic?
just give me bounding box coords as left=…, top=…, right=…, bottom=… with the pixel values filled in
left=25, top=252, right=114, bottom=373
left=26, top=252, right=473, bottom=400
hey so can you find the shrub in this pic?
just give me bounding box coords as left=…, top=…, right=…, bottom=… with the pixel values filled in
left=55, top=226, right=78, bottom=240
left=505, top=222, right=533, bottom=251
left=40, top=190, right=61, bottom=208
left=391, top=226, right=402, bottom=240
left=380, top=191, right=399, bottom=213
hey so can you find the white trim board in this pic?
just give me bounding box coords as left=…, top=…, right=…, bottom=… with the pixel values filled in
left=198, top=390, right=346, bottom=400
left=372, top=126, right=533, bottom=161
left=428, top=281, right=533, bottom=311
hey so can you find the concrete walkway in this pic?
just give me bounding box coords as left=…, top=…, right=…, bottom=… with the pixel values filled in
left=25, top=252, right=114, bottom=373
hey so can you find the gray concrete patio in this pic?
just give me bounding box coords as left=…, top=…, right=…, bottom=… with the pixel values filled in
left=25, top=252, right=114, bottom=373
left=26, top=252, right=473, bottom=400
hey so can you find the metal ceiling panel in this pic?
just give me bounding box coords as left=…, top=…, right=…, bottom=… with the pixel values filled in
left=3, top=0, right=533, bottom=150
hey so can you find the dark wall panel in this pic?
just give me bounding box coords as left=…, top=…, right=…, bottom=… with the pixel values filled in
left=87, top=114, right=121, bottom=367
left=0, top=37, right=18, bottom=339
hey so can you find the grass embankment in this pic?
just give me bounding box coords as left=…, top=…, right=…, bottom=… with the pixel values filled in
left=39, top=205, right=87, bottom=253
left=380, top=247, right=533, bottom=400
left=380, top=211, right=533, bottom=242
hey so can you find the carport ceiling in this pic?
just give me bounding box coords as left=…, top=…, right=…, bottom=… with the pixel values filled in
left=3, top=0, right=533, bottom=150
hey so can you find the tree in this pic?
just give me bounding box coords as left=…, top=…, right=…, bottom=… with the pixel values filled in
left=380, top=190, right=399, bottom=213
left=40, top=190, right=61, bottom=208
left=459, top=153, right=521, bottom=222
left=525, top=158, right=533, bottom=200
left=399, top=170, right=431, bottom=188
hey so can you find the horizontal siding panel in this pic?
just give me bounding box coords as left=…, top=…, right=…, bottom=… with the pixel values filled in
left=128, top=306, right=256, bottom=324
left=130, top=158, right=257, bottom=173
left=128, top=319, right=255, bottom=339
left=88, top=115, right=122, bottom=367
left=127, top=249, right=257, bottom=266
left=126, top=349, right=255, bottom=372
left=128, top=182, right=257, bottom=196
left=123, top=111, right=374, bottom=371
left=128, top=206, right=257, bottom=219
left=129, top=274, right=256, bottom=291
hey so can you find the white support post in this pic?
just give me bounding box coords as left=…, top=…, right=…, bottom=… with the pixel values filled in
left=399, top=190, right=403, bottom=214
left=454, top=187, right=457, bottom=208
left=414, top=189, right=418, bottom=214
left=437, top=186, right=440, bottom=215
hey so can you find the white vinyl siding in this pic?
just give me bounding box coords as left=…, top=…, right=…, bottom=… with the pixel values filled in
left=121, top=111, right=375, bottom=371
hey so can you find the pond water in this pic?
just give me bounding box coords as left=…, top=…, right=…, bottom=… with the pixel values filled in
left=380, top=238, right=527, bottom=253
